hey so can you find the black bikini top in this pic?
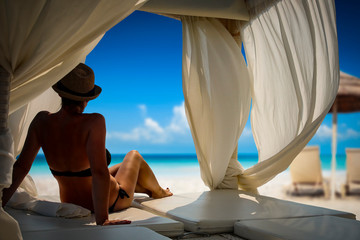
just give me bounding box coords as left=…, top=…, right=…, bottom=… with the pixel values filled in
left=50, top=149, right=111, bottom=177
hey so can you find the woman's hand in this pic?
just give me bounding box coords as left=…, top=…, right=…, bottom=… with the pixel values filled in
left=102, top=219, right=131, bottom=225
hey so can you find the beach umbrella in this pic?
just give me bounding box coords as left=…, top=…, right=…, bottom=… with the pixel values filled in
left=328, top=71, right=360, bottom=199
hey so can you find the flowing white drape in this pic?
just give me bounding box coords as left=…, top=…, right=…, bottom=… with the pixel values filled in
left=0, top=1, right=146, bottom=238
left=9, top=89, right=61, bottom=156
left=182, top=17, right=251, bottom=189
left=182, top=0, right=339, bottom=192
left=239, top=0, right=338, bottom=190
left=1, top=0, right=146, bottom=114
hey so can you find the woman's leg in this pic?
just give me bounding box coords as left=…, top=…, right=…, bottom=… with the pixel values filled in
left=131, top=152, right=172, bottom=198
left=109, top=163, right=150, bottom=195
left=112, top=150, right=172, bottom=204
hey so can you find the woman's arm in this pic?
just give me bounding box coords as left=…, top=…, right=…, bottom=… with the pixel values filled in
left=86, top=114, right=110, bottom=225
left=2, top=115, right=41, bottom=206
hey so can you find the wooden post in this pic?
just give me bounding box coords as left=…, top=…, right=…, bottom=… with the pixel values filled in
left=331, top=101, right=338, bottom=200
left=0, top=66, right=10, bottom=134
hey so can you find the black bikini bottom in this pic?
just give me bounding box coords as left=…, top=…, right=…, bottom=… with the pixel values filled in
left=108, top=186, right=130, bottom=212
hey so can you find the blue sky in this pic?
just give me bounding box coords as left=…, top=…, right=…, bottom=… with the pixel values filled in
left=85, top=0, right=360, bottom=155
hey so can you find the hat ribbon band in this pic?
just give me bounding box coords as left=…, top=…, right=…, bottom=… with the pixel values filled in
left=57, top=82, right=96, bottom=97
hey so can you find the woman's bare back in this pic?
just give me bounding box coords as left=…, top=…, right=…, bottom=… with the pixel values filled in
left=33, top=110, right=113, bottom=210
left=38, top=110, right=92, bottom=172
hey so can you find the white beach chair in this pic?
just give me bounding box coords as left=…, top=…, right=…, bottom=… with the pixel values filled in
left=5, top=175, right=184, bottom=238
left=6, top=205, right=184, bottom=238
left=133, top=190, right=354, bottom=234
left=341, top=148, right=360, bottom=197
left=289, top=146, right=329, bottom=197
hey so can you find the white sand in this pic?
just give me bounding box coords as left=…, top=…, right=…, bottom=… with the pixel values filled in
left=32, top=170, right=360, bottom=220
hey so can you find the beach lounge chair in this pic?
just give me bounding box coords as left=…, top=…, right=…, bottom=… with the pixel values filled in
left=288, top=146, right=329, bottom=197
left=6, top=204, right=184, bottom=238
left=341, top=148, right=360, bottom=197
left=6, top=206, right=184, bottom=237
left=5, top=177, right=184, bottom=238
left=133, top=190, right=354, bottom=234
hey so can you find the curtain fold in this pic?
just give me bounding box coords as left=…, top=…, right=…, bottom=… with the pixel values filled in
left=0, top=0, right=146, bottom=114
left=9, top=89, right=61, bottom=156
left=238, top=0, right=339, bottom=191
left=182, top=17, right=251, bottom=189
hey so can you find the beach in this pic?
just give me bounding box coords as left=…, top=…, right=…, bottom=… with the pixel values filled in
left=30, top=155, right=360, bottom=221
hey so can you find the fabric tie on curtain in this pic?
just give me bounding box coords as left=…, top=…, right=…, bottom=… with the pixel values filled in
left=182, top=0, right=339, bottom=192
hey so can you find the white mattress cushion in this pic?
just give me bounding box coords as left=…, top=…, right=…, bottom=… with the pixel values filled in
left=22, top=226, right=170, bottom=240
left=133, top=190, right=355, bottom=233
left=234, top=215, right=360, bottom=240
left=108, top=207, right=183, bottom=237
left=6, top=206, right=183, bottom=237
left=7, top=188, right=91, bottom=218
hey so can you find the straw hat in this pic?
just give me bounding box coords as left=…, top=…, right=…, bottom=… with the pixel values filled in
left=52, top=63, right=102, bottom=101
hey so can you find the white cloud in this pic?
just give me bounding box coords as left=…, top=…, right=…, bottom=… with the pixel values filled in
left=338, top=128, right=360, bottom=140
left=168, top=103, right=189, bottom=134
left=138, top=104, right=147, bottom=116
left=314, top=125, right=333, bottom=140
left=107, top=102, right=190, bottom=144
left=314, top=124, right=360, bottom=141
left=241, top=127, right=252, bottom=137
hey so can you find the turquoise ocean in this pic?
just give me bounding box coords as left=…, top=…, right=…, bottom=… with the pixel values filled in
left=29, top=154, right=347, bottom=176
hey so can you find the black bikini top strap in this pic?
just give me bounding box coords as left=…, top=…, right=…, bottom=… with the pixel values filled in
left=50, top=168, right=92, bottom=177
left=106, top=148, right=111, bottom=166
left=50, top=149, right=111, bottom=177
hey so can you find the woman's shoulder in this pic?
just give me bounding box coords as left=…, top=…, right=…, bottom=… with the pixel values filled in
left=27, top=111, right=51, bottom=132
left=82, top=113, right=106, bottom=137
left=82, top=113, right=106, bottom=126
left=83, top=113, right=105, bottom=120
left=33, top=111, right=51, bottom=123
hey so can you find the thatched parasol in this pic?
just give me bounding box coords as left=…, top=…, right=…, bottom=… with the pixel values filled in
left=330, top=72, right=360, bottom=113
left=328, top=71, right=360, bottom=199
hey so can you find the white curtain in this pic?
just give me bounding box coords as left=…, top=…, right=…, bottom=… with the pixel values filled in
left=182, top=0, right=339, bottom=192
left=0, top=0, right=146, bottom=238
left=0, top=0, right=146, bottom=186
left=182, top=17, right=251, bottom=189
left=1, top=0, right=146, bottom=114
left=9, top=89, right=61, bottom=156
left=239, top=0, right=338, bottom=190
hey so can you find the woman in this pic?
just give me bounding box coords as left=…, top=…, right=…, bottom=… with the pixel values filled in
left=2, top=63, right=172, bottom=225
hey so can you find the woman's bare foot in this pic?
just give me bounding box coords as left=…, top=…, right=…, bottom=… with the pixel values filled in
left=152, top=187, right=173, bottom=199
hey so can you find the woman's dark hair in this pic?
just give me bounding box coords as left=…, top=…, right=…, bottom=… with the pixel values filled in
left=61, top=97, right=83, bottom=107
